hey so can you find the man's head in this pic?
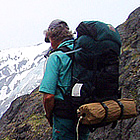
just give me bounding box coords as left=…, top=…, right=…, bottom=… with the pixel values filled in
left=44, top=19, right=73, bottom=49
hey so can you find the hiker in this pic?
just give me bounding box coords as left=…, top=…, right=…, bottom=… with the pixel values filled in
left=39, top=19, right=90, bottom=140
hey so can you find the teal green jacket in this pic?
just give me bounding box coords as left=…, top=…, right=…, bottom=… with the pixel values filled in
left=39, top=39, right=74, bottom=100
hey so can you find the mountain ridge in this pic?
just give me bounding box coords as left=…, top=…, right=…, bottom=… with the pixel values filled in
left=0, top=43, right=50, bottom=117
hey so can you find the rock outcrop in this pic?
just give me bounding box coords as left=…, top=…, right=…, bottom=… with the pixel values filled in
left=0, top=7, right=140, bottom=140
left=0, top=87, right=52, bottom=139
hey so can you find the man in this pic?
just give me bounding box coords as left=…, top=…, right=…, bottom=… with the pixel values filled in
left=39, top=19, right=90, bottom=140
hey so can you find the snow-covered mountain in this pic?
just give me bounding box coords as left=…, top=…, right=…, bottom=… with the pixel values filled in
left=0, top=43, right=50, bottom=117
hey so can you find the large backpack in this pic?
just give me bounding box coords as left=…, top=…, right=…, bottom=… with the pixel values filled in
left=71, top=21, right=121, bottom=102
left=52, top=21, right=122, bottom=127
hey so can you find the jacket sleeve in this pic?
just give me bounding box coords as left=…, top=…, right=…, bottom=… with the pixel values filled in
left=39, top=54, right=60, bottom=95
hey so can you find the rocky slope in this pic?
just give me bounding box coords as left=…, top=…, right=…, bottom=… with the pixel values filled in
left=0, top=87, right=52, bottom=139
left=0, top=7, right=140, bottom=140
left=118, top=6, right=140, bottom=108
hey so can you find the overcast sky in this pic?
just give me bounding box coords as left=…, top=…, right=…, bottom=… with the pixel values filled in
left=0, top=0, right=139, bottom=50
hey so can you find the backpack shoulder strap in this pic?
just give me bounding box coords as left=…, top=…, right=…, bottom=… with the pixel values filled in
left=51, top=45, right=74, bottom=60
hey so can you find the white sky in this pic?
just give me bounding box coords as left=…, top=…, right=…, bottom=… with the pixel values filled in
left=0, top=0, right=139, bottom=50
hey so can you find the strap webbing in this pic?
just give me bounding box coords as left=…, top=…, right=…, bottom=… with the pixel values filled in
left=115, top=100, right=124, bottom=119
left=100, top=102, right=109, bottom=122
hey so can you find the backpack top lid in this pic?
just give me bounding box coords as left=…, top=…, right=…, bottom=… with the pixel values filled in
left=76, top=21, right=121, bottom=47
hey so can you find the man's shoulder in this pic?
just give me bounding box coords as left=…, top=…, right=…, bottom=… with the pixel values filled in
left=59, top=39, right=74, bottom=49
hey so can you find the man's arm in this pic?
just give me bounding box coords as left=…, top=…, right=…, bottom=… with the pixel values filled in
left=43, top=93, right=55, bottom=127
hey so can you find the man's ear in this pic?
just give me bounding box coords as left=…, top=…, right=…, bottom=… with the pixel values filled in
left=45, top=37, right=50, bottom=43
